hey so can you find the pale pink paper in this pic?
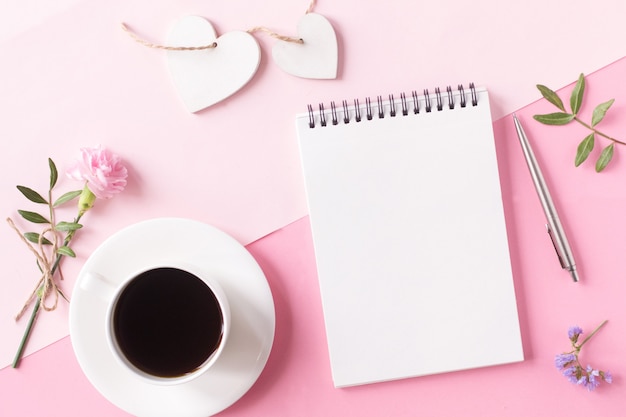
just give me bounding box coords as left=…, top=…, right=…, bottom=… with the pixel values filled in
left=2, top=0, right=626, bottom=371
left=0, top=0, right=83, bottom=43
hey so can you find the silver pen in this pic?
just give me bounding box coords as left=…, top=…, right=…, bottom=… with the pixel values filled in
left=513, top=114, right=579, bottom=282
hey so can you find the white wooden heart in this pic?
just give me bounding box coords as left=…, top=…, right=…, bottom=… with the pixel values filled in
left=271, top=13, right=338, bottom=79
left=166, top=16, right=260, bottom=112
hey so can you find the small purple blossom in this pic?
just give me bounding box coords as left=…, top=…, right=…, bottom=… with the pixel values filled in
left=555, top=353, right=576, bottom=370
left=562, top=366, right=579, bottom=384
left=568, top=326, right=583, bottom=342
left=585, top=366, right=601, bottom=391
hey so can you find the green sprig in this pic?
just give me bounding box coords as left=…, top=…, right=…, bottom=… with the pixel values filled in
left=534, top=73, right=625, bottom=172
left=11, top=158, right=84, bottom=368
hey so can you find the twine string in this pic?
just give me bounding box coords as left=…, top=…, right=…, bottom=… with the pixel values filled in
left=305, top=0, right=317, bottom=14
left=246, top=0, right=317, bottom=45
left=246, top=26, right=303, bottom=44
left=121, top=23, right=217, bottom=50
left=7, top=218, right=61, bottom=321
left=122, top=0, right=317, bottom=50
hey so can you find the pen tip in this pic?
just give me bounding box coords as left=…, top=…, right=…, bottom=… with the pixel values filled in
left=570, top=269, right=580, bottom=283
left=512, top=114, right=522, bottom=131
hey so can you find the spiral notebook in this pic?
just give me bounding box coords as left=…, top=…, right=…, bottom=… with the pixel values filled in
left=295, top=85, right=523, bottom=387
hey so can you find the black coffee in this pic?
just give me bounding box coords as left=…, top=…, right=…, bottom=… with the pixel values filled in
left=113, top=267, right=223, bottom=378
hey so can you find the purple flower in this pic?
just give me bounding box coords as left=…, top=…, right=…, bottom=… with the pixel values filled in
left=562, top=365, right=580, bottom=384
left=568, top=326, right=583, bottom=342
left=555, top=321, right=612, bottom=391
left=555, top=353, right=576, bottom=370
left=586, top=366, right=601, bottom=391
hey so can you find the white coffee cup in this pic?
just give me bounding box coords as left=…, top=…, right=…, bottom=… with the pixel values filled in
left=79, top=261, right=230, bottom=386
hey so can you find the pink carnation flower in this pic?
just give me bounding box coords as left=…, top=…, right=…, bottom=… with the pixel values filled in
left=67, top=145, right=128, bottom=199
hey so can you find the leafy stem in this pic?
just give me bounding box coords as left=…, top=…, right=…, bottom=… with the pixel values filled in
left=11, top=159, right=85, bottom=368
left=534, top=73, right=621, bottom=172
left=573, top=117, right=626, bottom=146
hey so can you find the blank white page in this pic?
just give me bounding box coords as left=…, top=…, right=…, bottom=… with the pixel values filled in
left=295, top=87, right=523, bottom=387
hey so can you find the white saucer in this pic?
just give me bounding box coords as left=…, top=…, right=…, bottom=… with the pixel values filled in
left=69, top=218, right=275, bottom=417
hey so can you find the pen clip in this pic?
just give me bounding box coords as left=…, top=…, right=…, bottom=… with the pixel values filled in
left=545, top=224, right=567, bottom=269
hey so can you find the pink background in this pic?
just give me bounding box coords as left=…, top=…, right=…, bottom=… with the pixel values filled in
left=2, top=0, right=626, bottom=415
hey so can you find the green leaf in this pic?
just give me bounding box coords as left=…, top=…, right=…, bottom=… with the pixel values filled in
left=17, top=210, right=50, bottom=224
left=16, top=186, right=47, bottom=204
left=56, top=246, right=76, bottom=257
left=533, top=113, right=575, bottom=125
left=591, top=99, right=615, bottom=127
left=55, top=221, right=83, bottom=232
left=53, top=190, right=83, bottom=207
left=24, top=232, right=52, bottom=245
left=570, top=73, right=585, bottom=114
left=537, top=84, right=565, bottom=111
left=48, top=158, right=58, bottom=190
left=575, top=133, right=595, bottom=167
left=595, top=143, right=615, bottom=172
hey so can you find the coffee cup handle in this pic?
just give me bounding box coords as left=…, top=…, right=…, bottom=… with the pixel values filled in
left=78, top=272, right=117, bottom=302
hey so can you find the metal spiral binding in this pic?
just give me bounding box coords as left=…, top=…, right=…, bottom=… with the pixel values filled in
left=307, top=83, right=478, bottom=128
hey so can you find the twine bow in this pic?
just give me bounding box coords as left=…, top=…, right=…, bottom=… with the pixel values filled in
left=7, top=218, right=63, bottom=321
